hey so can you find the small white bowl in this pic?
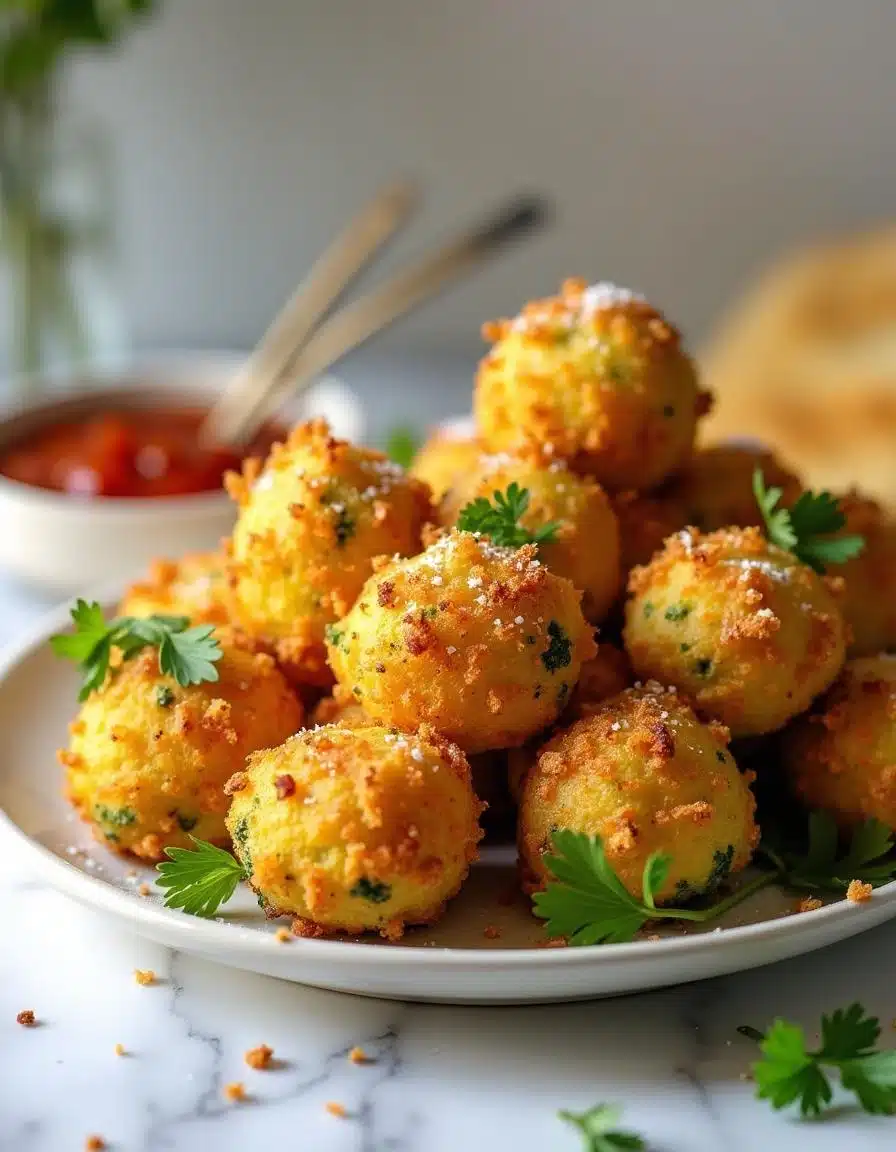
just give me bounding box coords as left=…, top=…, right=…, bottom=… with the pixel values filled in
left=0, top=356, right=366, bottom=595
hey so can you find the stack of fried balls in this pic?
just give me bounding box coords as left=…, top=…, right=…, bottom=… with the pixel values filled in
left=60, top=278, right=896, bottom=940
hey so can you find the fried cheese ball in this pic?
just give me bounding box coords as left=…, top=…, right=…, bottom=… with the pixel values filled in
left=782, top=655, right=896, bottom=830
left=225, top=724, right=483, bottom=939
left=440, top=450, right=621, bottom=623
left=118, top=551, right=229, bottom=624
left=409, top=427, right=482, bottom=503
left=835, top=494, right=896, bottom=657
left=666, top=444, right=803, bottom=533
left=519, top=684, right=759, bottom=901
left=473, top=279, right=711, bottom=490
left=612, top=488, right=687, bottom=573
left=60, top=632, right=303, bottom=860
left=624, top=527, right=847, bottom=737
left=225, top=419, right=432, bottom=687
left=327, top=530, right=596, bottom=753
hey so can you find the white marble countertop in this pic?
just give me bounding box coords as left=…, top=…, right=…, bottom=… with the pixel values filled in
left=2, top=580, right=896, bottom=1152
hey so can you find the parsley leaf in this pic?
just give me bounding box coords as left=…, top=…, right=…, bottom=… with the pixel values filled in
left=759, top=812, right=896, bottom=891
left=457, top=482, right=560, bottom=549
left=753, top=469, right=864, bottom=573
left=558, top=1103, right=646, bottom=1151
left=155, top=837, right=246, bottom=918
left=741, top=1004, right=896, bottom=1118
left=51, top=602, right=221, bottom=700
left=532, top=830, right=775, bottom=946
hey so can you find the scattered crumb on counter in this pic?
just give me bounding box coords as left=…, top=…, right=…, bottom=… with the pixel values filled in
left=275, top=928, right=292, bottom=943
left=325, top=1101, right=347, bottom=1118
left=85, top=1137, right=105, bottom=1151
left=348, top=1046, right=369, bottom=1065
left=796, top=897, right=823, bottom=913
left=138, top=884, right=151, bottom=897
left=16, top=1010, right=36, bottom=1027
left=483, top=925, right=501, bottom=940
left=646, top=934, right=661, bottom=942
left=224, top=1081, right=247, bottom=1102
left=537, top=937, right=567, bottom=949
left=114, top=1043, right=126, bottom=1057
left=847, top=880, right=873, bottom=904
left=134, top=969, right=156, bottom=986
left=245, top=1044, right=273, bottom=1070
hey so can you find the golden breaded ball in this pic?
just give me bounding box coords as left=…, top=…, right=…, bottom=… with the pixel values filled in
left=666, top=444, right=803, bottom=532
left=624, top=527, right=847, bottom=736
left=327, top=530, right=596, bottom=753
left=225, top=419, right=432, bottom=687
left=225, top=724, right=483, bottom=939
left=612, top=488, right=687, bottom=574
left=835, top=494, right=896, bottom=657
left=118, top=551, right=229, bottom=625
left=440, top=450, right=621, bottom=623
left=60, top=633, right=303, bottom=860
left=473, top=279, right=711, bottom=490
left=782, top=655, right=896, bottom=830
left=519, top=684, right=758, bottom=902
left=410, top=428, right=482, bottom=503
left=312, top=687, right=511, bottom=823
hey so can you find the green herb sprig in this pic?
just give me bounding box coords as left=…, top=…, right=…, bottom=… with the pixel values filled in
left=384, top=424, right=420, bottom=470
left=155, top=837, right=246, bottom=918
left=532, top=830, right=773, bottom=946
left=753, top=469, right=864, bottom=573
left=559, top=1103, right=646, bottom=1151
left=51, top=600, right=221, bottom=700
left=739, top=1004, right=896, bottom=1117
left=458, top=482, right=559, bottom=549
left=759, top=811, right=896, bottom=892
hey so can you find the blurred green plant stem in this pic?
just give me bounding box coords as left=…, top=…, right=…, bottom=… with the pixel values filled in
left=0, top=1, right=156, bottom=379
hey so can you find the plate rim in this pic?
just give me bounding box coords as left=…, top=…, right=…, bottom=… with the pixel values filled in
left=3, top=593, right=896, bottom=974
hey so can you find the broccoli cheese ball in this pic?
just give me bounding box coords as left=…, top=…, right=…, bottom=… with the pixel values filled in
left=519, top=684, right=759, bottom=901
left=624, top=527, right=847, bottom=736
left=225, top=724, right=483, bottom=939
left=835, top=494, right=896, bottom=657
left=60, top=632, right=303, bottom=860
left=440, top=450, right=621, bottom=623
left=326, top=530, right=595, bottom=753
left=612, top=488, right=687, bottom=573
left=474, top=278, right=711, bottom=490
left=225, top=419, right=432, bottom=687
left=118, top=551, right=229, bottom=624
left=782, top=655, right=896, bottom=830
left=666, top=444, right=803, bottom=533
left=410, top=427, right=482, bottom=503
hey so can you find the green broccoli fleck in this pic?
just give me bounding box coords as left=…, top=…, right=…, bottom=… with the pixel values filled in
left=155, top=685, right=175, bottom=708
left=94, top=805, right=136, bottom=828
left=350, top=877, right=392, bottom=904
left=664, top=602, right=691, bottom=622
left=541, top=620, right=572, bottom=673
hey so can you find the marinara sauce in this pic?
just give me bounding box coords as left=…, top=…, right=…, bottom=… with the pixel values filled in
left=0, top=408, right=282, bottom=499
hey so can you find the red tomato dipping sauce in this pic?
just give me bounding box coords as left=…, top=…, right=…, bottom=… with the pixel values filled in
left=0, top=408, right=284, bottom=499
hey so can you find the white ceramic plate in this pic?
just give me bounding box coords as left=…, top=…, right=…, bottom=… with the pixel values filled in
left=4, top=600, right=896, bottom=1004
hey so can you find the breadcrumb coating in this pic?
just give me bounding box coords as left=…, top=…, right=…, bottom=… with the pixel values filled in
left=226, top=724, right=483, bottom=939
left=327, top=530, right=595, bottom=752
left=474, top=278, right=710, bottom=489
left=624, top=525, right=846, bottom=736
left=519, top=683, right=758, bottom=901
left=225, top=418, right=432, bottom=687
left=118, top=551, right=229, bottom=625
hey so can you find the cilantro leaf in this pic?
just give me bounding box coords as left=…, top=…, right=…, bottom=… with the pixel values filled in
left=558, top=1103, right=646, bottom=1151
left=743, top=1004, right=896, bottom=1118
left=51, top=602, right=221, bottom=699
left=155, top=837, right=246, bottom=918
left=760, top=812, right=896, bottom=891
left=457, top=482, right=560, bottom=549
left=753, top=469, right=864, bottom=573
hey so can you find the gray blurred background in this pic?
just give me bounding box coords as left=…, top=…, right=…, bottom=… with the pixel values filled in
left=4, top=0, right=896, bottom=423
